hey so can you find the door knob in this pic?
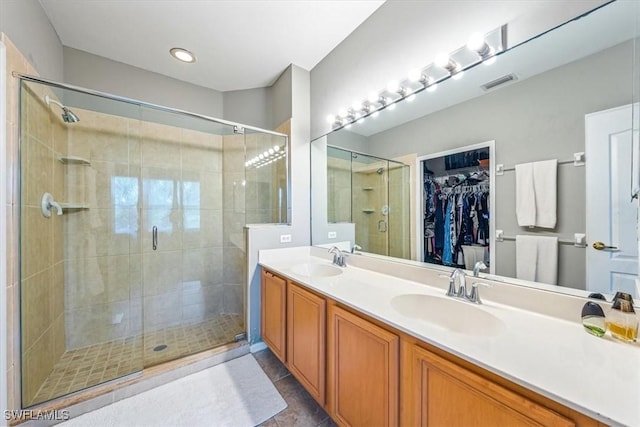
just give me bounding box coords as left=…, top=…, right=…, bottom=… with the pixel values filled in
left=592, top=241, right=618, bottom=251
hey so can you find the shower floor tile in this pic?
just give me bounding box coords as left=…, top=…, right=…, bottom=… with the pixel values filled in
left=29, top=314, right=244, bottom=406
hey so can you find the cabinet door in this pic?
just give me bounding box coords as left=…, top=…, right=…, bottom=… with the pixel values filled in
left=287, top=282, right=326, bottom=406
left=261, top=269, right=287, bottom=362
left=328, top=305, right=399, bottom=427
left=412, top=345, right=574, bottom=427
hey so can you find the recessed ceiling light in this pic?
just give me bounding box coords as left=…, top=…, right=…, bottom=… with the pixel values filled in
left=170, top=48, right=196, bottom=63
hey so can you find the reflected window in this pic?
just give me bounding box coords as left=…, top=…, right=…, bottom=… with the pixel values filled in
left=182, top=181, right=201, bottom=230
left=144, top=179, right=174, bottom=232
left=112, top=176, right=139, bottom=235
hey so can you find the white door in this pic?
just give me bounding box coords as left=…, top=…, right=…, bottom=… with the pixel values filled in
left=586, top=104, right=638, bottom=296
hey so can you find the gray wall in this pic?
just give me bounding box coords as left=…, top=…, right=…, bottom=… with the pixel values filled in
left=361, top=42, right=633, bottom=289
left=247, top=64, right=310, bottom=345
left=223, top=67, right=292, bottom=131
left=64, top=47, right=224, bottom=118
left=268, top=66, right=293, bottom=130
left=310, top=0, right=608, bottom=140
left=223, top=87, right=269, bottom=129
left=0, top=0, right=63, bottom=81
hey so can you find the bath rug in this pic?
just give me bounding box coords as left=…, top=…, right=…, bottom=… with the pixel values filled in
left=61, top=354, right=287, bottom=427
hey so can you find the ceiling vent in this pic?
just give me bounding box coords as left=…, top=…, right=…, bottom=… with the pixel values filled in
left=481, top=73, right=518, bottom=91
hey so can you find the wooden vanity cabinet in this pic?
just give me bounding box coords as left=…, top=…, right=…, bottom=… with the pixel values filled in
left=287, top=282, right=326, bottom=406
left=261, top=269, right=287, bottom=363
left=260, top=268, right=603, bottom=427
left=407, top=344, right=575, bottom=427
left=327, top=304, right=399, bottom=427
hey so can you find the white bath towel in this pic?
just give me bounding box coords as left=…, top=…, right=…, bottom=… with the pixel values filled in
left=533, top=159, right=557, bottom=228
left=515, top=160, right=557, bottom=228
left=516, top=235, right=558, bottom=285
left=515, top=162, right=536, bottom=227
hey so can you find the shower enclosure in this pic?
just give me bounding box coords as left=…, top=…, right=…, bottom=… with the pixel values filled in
left=326, top=146, right=410, bottom=258
left=18, top=77, right=288, bottom=407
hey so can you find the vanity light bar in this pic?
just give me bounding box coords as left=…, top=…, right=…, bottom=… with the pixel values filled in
left=245, top=145, right=287, bottom=169
left=328, top=25, right=506, bottom=130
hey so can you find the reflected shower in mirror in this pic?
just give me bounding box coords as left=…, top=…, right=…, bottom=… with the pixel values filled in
left=311, top=1, right=640, bottom=299
left=326, top=146, right=410, bottom=258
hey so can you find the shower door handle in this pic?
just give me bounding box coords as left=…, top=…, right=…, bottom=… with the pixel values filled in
left=378, top=220, right=387, bottom=232
left=152, top=226, right=158, bottom=250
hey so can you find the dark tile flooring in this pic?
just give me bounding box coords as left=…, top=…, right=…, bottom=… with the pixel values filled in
left=254, top=349, right=338, bottom=427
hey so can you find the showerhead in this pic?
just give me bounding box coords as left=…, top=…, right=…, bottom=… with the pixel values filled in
left=376, top=167, right=384, bottom=175
left=44, top=95, right=80, bottom=123
left=61, top=107, right=80, bottom=123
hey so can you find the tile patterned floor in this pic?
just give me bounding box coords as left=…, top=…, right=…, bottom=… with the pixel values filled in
left=254, top=348, right=337, bottom=427
left=30, top=314, right=243, bottom=406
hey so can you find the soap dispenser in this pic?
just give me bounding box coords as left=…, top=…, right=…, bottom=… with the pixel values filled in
left=581, top=294, right=607, bottom=337
left=606, top=292, right=638, bottom=343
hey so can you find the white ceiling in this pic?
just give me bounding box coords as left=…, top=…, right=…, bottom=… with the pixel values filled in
left=39, top=0, right=385, bottom=92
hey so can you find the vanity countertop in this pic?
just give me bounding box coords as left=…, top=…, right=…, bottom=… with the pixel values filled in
left=259, top=247, right=640, bottom=427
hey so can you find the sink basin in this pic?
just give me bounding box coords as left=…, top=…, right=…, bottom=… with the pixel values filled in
left=391, top=294, right=505, bottom=337
left=290, top=263, right=343, bottom=278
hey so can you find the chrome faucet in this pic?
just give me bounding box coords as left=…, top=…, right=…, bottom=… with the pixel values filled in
left=447, top=269, right=467, bottom=298
left=446, top=268, right=491, bottom=304
left=351, top=243, right=362, bottom=254
left=473, top=261, right=487, bottom=277
left=328, top=246, right=348, bottom=267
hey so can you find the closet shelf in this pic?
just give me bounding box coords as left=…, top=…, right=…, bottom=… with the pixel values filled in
left=60, top=203, right=89, bottom=210
left=361, top=208, right=375, bottom=214
left=58, top=155, right=91, bottom=166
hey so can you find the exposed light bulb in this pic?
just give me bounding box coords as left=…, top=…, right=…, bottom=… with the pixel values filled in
left=259, top=154, right=264, bottom=159
left=467, top=33, right=487, bottom=53
left=263, top=151, right=269, bottom=157
left=268, top=148, right=274, bottom=155
left=274, top=145, right=280, bottom=152
left=386, top=80, right=399, bottom=93
left=435, top=52, right=451, bottom=68
left=408, top=68, right=423, bottom=82
left=338, top=108, right=348, bottom=118
left=326, top=115, right=335, bottom=124
left=352, top=101, right=362, bottom=111
left=368, top=92, right=379, bottom=103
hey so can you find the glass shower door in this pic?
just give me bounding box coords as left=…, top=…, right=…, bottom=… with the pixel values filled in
left=351, top=153, right=389, bottom=256
left=20, top=80, right=144, bottom=406
left=138, top=108, right=246, bottom=367
left=388, top=162, right=411, bottom=259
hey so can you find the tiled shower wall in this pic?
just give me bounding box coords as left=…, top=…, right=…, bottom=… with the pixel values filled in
left=64, top=111, right=245, bottom=349
left=387, top=164, right=410, bottom=259
left=2, top=32, right=65, bottom=410
left=19, top=74, right=67, bottom=407
left=327, top=156, right=351, bottom=223
left=353, top=168, right=386, bottom=255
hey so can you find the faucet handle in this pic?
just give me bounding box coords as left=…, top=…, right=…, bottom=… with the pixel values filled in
left=469, top=281, right=492, bottom=304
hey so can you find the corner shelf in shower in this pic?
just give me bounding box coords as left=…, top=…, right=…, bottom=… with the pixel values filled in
left=361, top=208, right=375, bottom=214
left=58, top=155, right=91, bottom=166
left=60, top=203, right=89, bottom=210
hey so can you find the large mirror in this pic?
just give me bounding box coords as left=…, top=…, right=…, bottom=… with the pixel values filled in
left=311, top=0, right=640, bottom=299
